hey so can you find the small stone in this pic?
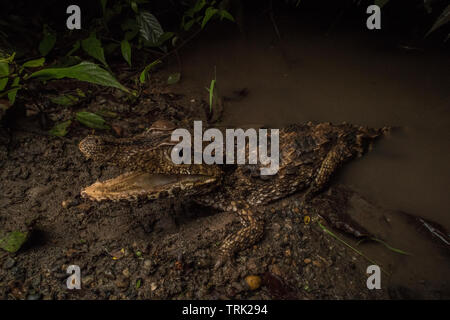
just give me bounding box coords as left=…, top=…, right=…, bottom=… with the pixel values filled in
left=304, top=258, right=312, bottom=264
left=104, top=269, right=115, bottom=280
left=27, top=294, right=41, bottom=300
left=122, top=268, right=130, bottom=278
left=150, top=282, right=158, bottom=291
left=61, top=199, right=74, bottom=209
left=3, top=257, right=15, bottom=269
left=244, top=275, right=261, bottom=291
left=143, top=259, right=152, bottom=268
left=115, top=276, right=129, bottom=290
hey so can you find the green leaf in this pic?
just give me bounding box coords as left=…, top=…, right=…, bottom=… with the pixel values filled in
left=131, top=1, right=138, bottom=13
left=136, top=279, right=142, bottom=289
left=49, top=120, right=72, bottom=137
left=369, top=237, right=412, bottom=256
left=0, top=231, right=28, bottom=253
left=8, top=77, right=20, bottom=105
left=76, top=111, right=110, bottom=129
left=0, top=62, right=9, bottom=91
left=201, top=7, right=219, bottom=29
left=139, top=59, right=161, bottom=84
left=157, top=32, right=175, bottom=46
left=30, top=61, right=129, bottom=92
left=121, top=39, right=132, bottom=67
left=167, top=72, right=181, bottom=85
left=183, top=18, right=196, bottom=31
left=95, top=109, right=118, bottom=118
left=22, top=57, right=45, bottom=68
left=218, top=9, right=234, bottom=22
left=81, top=33, right=108, bottom=67
left=137, top=11, right=164, bottom=43
left=207, top=79, right=216, bottom=112
left=39, top=25, right=56, bottom=56
left=50, top=94, right=78, bottom=106
left=0, top=52, right=16, bottom=64
left=426, top=4, right=450, bottom=37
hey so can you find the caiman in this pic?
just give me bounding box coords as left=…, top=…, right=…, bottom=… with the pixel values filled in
left=78, top=120, right=387, bottom=268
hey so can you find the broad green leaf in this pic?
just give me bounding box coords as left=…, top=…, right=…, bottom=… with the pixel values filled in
left=22, top=57, right=45, bottom=68
left=0, top=231, right=28, bottom=253
left=201, top=7, right=219, bottom=29
left=8, top=77, right=20, bottom=105
left=39, top=25, right=56, bottom=56
left=0, top=62, right=9, bottom=91
left=426, top=5, right=450, bottom=37
left=81, top=33, right=108, bottom=67
left=49, top=120, right=72, bottom=137
left=139, top=59, right=161, bottom=84
left=76, top=111, right=110, bottom=129
left=30, top=61, right=129, bottom=92
left=121, top=39, right=132, bottom=67
left=167, top=72, right=181, bottom=85
left=50, top=94, right=78, bottom=106
left=137, top=11, right=164, bottom=43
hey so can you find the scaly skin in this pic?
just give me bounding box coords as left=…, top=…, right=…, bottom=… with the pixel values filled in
left=79, top=121, right=387, bottom=268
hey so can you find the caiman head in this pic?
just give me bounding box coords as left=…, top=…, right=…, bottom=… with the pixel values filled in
left=78, top=121, right=222, bottom=202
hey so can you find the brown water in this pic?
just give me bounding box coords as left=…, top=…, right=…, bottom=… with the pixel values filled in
left=171, top=14, right=450, bottom=296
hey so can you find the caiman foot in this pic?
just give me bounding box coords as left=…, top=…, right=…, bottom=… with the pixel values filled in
left=214, top=205, right=264, bottom=269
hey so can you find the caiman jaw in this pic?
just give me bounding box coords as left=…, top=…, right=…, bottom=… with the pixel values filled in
left=81, top=172, right=217, bottom=202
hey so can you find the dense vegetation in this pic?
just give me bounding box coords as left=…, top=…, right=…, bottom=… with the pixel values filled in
left=0, top=0, right=448, bottom=134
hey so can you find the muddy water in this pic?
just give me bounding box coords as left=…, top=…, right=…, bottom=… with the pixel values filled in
left=173, top=14, right=450, bottom=295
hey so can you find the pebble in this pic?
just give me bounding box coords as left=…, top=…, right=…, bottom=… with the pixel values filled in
left=114, top=276, right=130, bottom=290
left=244, top=275, right=262, bottom=291
left=122, top=268, right=130, bottom=278
left=61, top=199, right=75, bottom=209
left=3, top=257, right=15, bottom=269
left=27, top=294, right=41, bottom=300
left=150, top=282, right=158, bottom=291
left=104, top=269, right=115, bottom=280
left=143, top=259, right=152, bottom=268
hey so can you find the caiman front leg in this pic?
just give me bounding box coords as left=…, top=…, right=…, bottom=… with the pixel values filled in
left=215, top=200, right=265, bottom=269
